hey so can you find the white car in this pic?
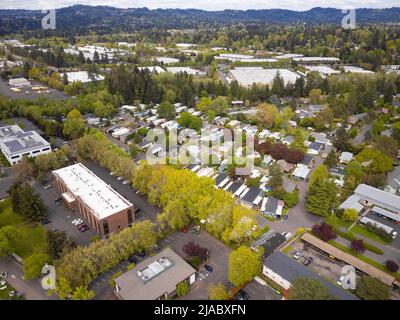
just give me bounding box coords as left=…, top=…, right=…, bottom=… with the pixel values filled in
left=72, top=219, right=83, bottom=226
left=110, top=172, right=116, bottom=176
left=122, top=180, right=130, bottom=185
left=117, top=176, right=124, bottom=181
left=293, top=251, right=304, bottom=260
left=392, top=231, right=398, bottom=239
left=0, top=280, right=6, bottom=286
left=337, top=275, right=345, bottom=286
left=282, top=232, right=292, bottom=240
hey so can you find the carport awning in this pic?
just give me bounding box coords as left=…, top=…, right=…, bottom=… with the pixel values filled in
left=371, top=206, right=400, bottom=222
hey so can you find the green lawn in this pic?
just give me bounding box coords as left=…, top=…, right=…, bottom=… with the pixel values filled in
left=350, top=225, right=391, bottom=245
left=0, top=198, right=48, bottom=259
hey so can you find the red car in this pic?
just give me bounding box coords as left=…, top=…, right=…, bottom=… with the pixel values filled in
left=180, top=227, right=189, bottom=233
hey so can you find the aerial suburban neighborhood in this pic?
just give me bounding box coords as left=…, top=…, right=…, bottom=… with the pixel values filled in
left=0, top=1, right=400, bottom=307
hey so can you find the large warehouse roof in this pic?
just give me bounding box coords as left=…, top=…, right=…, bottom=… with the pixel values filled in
left=52, top=163, right=133, bottom=219
left=229, top=67, right=301, bottom=87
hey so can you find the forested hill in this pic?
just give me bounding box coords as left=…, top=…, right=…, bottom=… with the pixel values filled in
left=0, top=5, right=400, bottom=36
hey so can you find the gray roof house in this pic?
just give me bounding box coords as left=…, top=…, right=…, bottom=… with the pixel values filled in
left=114, top=247, right=196, bottom=300
left=263, top=252, right=358, bottom=300
left=385, top=166, right=400, bottom=195
left=354, top=184, right=400, bottom=215
left=240, top=187, right=263, bottom=207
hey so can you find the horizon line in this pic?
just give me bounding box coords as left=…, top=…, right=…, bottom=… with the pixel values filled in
left=1, top=4, right=400, bottom=12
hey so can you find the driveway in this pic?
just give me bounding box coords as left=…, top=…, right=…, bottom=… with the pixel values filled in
left=267, top=157, right=324, bottom=234
left=242, top=279, right=281, bottom=300
left=159, top=229, right=231, bottom=300
left=0, top=256, right=57, bottom=300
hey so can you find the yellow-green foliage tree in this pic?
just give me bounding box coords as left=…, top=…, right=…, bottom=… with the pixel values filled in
left=228, top=246, right=262, bottom=287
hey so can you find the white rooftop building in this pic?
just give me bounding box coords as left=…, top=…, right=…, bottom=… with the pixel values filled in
left=343, top=66, right=374, bottom=74
left=52, top=163, right=133, bottom=220
left=155, top=57, right=180, bottom=64
left=166, top=67, right=206, bottom=76
left=0, top=125, right=51, bottom=165
left=229, top=67, right=301, bottom=87
left=61, top=71, right=105, bottom=84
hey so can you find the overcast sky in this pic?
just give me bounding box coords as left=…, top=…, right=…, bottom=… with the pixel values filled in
left=1, top=0, right=398, bottom=11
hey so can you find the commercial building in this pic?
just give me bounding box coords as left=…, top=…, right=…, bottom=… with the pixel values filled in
left=61, top=71, right=105, bottom=84
left=8, top=77, right=30, bottom=87
left=0, top=125, right=51, bottom=165
left=114, top=247, right=196, bottom=300
left=229, top=67, right=300, bottom=87
left=52, top=163, right=135, bottom=237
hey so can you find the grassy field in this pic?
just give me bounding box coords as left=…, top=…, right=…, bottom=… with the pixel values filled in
left=0, top=198, right=48, bottom=259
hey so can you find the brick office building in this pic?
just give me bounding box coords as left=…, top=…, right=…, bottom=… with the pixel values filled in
left=52, top=163, right=135, bottom=237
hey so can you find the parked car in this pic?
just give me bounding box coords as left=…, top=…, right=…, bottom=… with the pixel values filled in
left=303, top=257, right=313, bottom=266
left=40, top=218, right=51, bottom=225
left=43, top=184, right=52, bottom=190
left=117, top=176, right=124, bottom=181
left=54, top=197, right=62, bottom=203
left=122, top=180, right=130, bottom=185
left=110, top=171, right=116, bottom=176
left=137, top=251, right=146, bottom=258
left=72, top=218, right=83, bottom=226
left=337, top=275, right=345, bottom=286
left=282, top=232, right=292, bottom=240
left=204, top=265, right=213, bottom=273
left=79, top=225, right=89, bottom=232
left=1, top=272, right=8, bottom=279
left=293, top=251, right=304, bottom=260
left=392, top=231, right=398, bottom=239
left=235, top=290, right=249, bottom=300
left=77, top=224, right=88, bottom=230
left=180, top=227, right=189, bottom=233
left=128, top=256, right=138, bottom=264
left=0, top=280, right=6, bottom=286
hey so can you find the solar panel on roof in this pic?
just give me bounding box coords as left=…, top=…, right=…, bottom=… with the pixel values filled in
left=4, top=140, right=24, bottom=152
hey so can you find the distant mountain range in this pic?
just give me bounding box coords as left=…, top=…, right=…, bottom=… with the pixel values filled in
left=0, top=5, right=399, bottom=35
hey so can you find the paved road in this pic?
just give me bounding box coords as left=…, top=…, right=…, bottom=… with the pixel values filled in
left=267, top=157, right=324, bottom=234
left=83, top=160, right=161, bottom=222
left=0, top=167, right=14, bottom=199
left=351, top=124, right=372, bottom=146
left=243, top=279, right=281, bottom=300
left=160, top=229, right=231, bottom=301
left=0, top=257, right=58, bottom=300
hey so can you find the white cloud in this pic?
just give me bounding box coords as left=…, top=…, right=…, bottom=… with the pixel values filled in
left=0, top=0, right=398, bottom=10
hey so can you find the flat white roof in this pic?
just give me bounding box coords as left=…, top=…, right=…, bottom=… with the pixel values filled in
left=304, top=65, right=340, bottom=76
left=343, top=66, right=374, bottom=74
left=0, top=125, right=50, bottom=156
left=294, top=57, right=340, bottom=63
left=138, top=66, right=165, bottom=73
left=155, top=57, right=179, bottom=64
left=166, top=67, right=206, bottom=76
left=61, top=71, right=105, bottom=84
left=230, top=67, right=300, bottom=87
left=53, top=163, right=133, bottom=219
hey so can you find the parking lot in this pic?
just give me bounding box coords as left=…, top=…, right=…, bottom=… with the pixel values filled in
left=366, top=212, right=400, bottom=249
left=83, top=161, right=161, bottom=222
left=242, top=279, right=281, bottom=300
left=33, top=180, right=96, bottom=246
left=0, top=78, right=70, bottom=101
left=159, top=228, right=231, bottom=300
left=288, top=240, right=346, bottom=285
